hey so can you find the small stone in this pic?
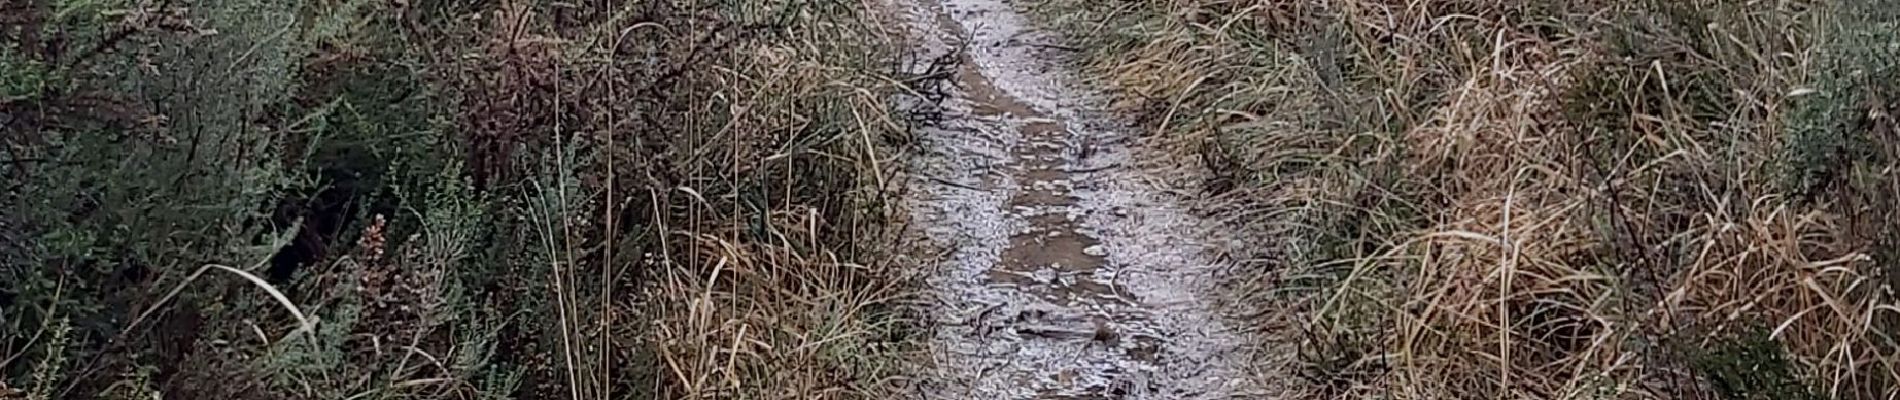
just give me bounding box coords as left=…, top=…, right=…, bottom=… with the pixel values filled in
left=1083, top=245, right=1107, bottom=257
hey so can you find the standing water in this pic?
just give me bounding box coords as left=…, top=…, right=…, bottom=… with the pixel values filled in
left=896, top=0, right=1272, bottom=398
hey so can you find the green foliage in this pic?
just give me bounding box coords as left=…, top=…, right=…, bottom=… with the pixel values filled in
left=0, top=44, right=51, bottom=101
left=1692, top=331, right=1816, bottom=400
left=4, top=2, right=305, bottom=392
left=1783, top=0, right=1900, bottom=198
left=5, top=0, right=387, bottom=394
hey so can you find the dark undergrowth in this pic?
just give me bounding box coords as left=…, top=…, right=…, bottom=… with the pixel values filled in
left=2, top=0, right=917, bottom=399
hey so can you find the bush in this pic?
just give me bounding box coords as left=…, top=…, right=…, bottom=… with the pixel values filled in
left=2, top=0, right=912, bottom=398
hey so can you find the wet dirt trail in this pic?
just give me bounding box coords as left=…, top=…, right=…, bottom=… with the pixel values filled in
left=897, top=0, right=1268, bottom=398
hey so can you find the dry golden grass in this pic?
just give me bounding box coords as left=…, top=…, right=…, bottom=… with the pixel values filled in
left=1032, top=0, right=1900, bottom=398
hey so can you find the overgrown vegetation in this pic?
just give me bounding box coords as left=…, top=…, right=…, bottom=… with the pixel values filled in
left=2, top=0, right=915, bottom=398
left=1029, top=0, right=1900, bottom=398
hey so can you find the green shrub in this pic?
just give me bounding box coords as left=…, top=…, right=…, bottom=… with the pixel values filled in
left=1692, top=331, right=1816, bottom=400
left=5, top=0, right=910, bottom=398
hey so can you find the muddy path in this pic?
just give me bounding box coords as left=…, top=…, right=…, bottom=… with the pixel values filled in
left=896, top=0, right=1272, bottom=398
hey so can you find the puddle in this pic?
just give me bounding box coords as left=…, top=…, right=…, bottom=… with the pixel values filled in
left=896, top=0, right=1268, bottom=398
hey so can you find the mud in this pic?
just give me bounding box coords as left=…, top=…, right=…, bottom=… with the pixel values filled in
left=897, top=0, right=1270, bottom=398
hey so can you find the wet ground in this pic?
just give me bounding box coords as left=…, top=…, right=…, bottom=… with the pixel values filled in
left=897, top=0, right=1269, bottom=398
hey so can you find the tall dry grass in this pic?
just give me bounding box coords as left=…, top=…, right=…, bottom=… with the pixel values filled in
left=1030, top=0, right=1900, bottom=398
